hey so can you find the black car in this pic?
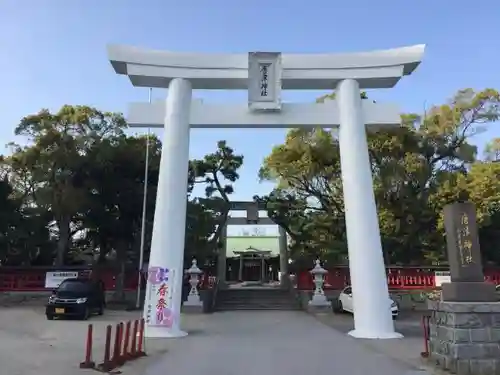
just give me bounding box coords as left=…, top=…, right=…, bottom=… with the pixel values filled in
left=45, top=278, right=106, bottom=320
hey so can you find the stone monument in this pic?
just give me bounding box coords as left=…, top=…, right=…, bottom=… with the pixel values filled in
left=428, top=202, right=500, bottom=375
left=441, top=202, right=496, bottom=302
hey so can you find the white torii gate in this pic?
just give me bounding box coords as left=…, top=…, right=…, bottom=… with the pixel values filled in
left=107, top=44, right=425, bottom=340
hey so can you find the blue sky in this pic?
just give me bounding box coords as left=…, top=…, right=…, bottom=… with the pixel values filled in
left=1, top=0, right=500, bottom=235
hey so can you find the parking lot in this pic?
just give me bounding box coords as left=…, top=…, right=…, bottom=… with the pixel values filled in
left=0, top=293, right=430, bottom=375
left=0, top=299, right=149, bottom=375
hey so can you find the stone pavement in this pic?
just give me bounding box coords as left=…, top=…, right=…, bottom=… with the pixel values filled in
left=141, top=311, right=431, bottom=375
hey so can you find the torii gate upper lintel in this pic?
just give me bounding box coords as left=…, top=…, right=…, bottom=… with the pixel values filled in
left=107, top=44, right=425, bottom=340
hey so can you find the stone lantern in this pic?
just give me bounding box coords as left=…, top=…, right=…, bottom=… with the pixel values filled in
left=184, top=259, right=203, bottom=307
left=309, top=259, right=330, bottom=307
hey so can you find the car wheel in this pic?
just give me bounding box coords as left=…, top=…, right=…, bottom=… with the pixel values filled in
left=392, top=315, right=398, bottom=320
left=46, top=314, right=54, bottom=320
left=331, top=298, right=339, bottom=313
left=336, top=300, right=344, bottom=314
left=81, top=307, right=90, bottom=320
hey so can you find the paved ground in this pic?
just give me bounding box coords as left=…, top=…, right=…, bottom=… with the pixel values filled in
left=134, top=311, right=431, bottom=375
left=0, top=303, right=144, bottom=375
left=0, top=293, right=433, bottom=375
left=314, top=311, right=429, bottom=370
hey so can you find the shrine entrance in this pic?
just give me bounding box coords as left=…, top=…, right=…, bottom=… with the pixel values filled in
left=219, top=201, right=287, bottom=285
left=237, top=251, right=265, bottom=282
left=231, top=248, right=275, bottom=283
left=108, top=43, right=425, bottom=339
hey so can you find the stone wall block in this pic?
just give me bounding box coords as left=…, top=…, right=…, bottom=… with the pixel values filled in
left=437, top=325, right=454, bottom=341
left=455, top=359, right=471, bottom=374
left=490, top=327, right=500, bottom=341
left=451, top=343, right=500, bottom=360
left=470, top=328, right=491, bottom=342
left=491, top=313, right=500, bottom=328
left=470, top=359, right=498, bottom=375
left=429, top=323, right=437, bottom=337
left=451, top=312, right=488, bottom=328
left=431, top=338, right=451, bottom=356
left=429, top=302, right=500, bottom=374
left=454, top=327, right=472, bottom=342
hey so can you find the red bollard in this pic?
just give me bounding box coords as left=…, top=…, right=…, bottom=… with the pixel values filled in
left=130, top=319, right=139, bottom=358
left=123, top=321, right=131, bottom=360
left=114, top=322, right=125, bottom=366
left=421, top=314, right=431, bottom=358
left=79, top=324, right=95, bottom=368
left=97, top=325, right=114, bottom=372
left=111, top=323, right=121, bottom=366
left=136, top=318, right=146, bottom=357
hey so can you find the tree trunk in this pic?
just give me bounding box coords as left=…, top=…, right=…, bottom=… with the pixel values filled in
left=91, top=243, right=108, bottom=283
left=55, top=215, right=71, bottom=266
left=131, top=226, right=142, bottom=267
left=97, top=236, right=110, bottom=264
left=113, top=260, right=126, bottom=301
left=113, top=242, right=127, bottom=302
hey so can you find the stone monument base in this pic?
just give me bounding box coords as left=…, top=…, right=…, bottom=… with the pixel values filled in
left=306, top=293, right=331, bottom=313
left=442, top=282, right=496, bottom=302
left=181, top=303, right=204, bottom=314
left=428, top=300, right=500, bottom=375
left=306, top=303, right=331, bottom=314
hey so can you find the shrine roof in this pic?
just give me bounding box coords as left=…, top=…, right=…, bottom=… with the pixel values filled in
left=226, top=236, right=280, bottom=258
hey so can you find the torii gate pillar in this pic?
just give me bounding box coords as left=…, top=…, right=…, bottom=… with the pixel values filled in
left=107, top=44, right=425, bottom=339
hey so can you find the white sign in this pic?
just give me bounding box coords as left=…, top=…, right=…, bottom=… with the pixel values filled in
left=45, top=271, right=79, bottom=288
left=248, top=52, right=282, bottom=111
left=434, top=271, right=451, bottom=287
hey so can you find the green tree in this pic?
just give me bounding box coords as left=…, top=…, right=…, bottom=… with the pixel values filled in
left=0, top=176, right=53, bottom=266
left=75, top=134, right=161, bottom=298
left=7, top=105, right=126, bottom=265
left=484, top=138, right=500, bottom=161
left=187, top=140, right=244, bottom=267
left=258, top=88, right=500, bottom=265
left=256, top=127, right=347, bottom=265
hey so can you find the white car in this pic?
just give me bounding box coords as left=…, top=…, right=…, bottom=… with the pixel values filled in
left=335, top=286, right=399, bottom=320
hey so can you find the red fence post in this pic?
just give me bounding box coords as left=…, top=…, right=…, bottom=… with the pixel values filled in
left=110, top=323, right=122, bottom=367
left=123, top=320, right=131, bottom=360
left=115, top=322, right=125, bottom=366
left=79, top=324, right=95, bottom=369
left=131, top=319, right=138, bottom=358
left=97, top=325, right=113, bottom=372
left=136, top=318, right=146, bottom=357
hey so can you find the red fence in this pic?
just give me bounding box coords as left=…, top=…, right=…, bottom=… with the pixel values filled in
left=0, top=267, right=217, bottom=292
left=0, top=268, right=137, bottom=292
left=1, top=266, right=500, bottom=292
left=295, top=267, right=500, bottom=290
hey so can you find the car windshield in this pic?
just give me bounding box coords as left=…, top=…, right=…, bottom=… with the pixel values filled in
left=57, top=280, right=91, bottom=293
